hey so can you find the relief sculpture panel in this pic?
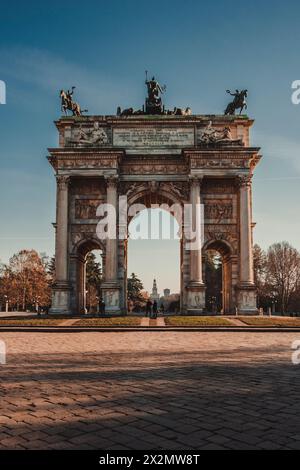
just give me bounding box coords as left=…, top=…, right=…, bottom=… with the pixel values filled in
left=75, top=199, right=102, bottom=219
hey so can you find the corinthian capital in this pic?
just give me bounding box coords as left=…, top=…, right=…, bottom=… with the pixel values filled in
left=56, top=175, right=70, bottom=190
left=189, top=175, right=203, bottom=188
left=237, top=174, right=252, bottom=188
left=106, top=174, right=119, bottom=189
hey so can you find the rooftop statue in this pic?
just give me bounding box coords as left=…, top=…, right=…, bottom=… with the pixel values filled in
left=224, top=89, right=248, bottom=115
left=145, top=71, right=166, bottom=115
left=116, top=73, right=192, bottom=116
left=60, top=86, right=87, bottom=116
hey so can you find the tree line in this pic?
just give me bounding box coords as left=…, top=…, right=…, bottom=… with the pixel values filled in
left=254, top=242, right=300, bottom=313
left=0, top=249, right=102, bottom=312
left=1, top=241, right=300, bottom=313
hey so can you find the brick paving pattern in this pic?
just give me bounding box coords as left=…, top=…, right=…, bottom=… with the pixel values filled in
left=0, top=331, right=299, bottom=449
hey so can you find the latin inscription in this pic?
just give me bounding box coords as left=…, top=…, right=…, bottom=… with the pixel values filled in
left=113, top=127, right=194, bottom=148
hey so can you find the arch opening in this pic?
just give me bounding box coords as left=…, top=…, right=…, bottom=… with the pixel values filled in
left=127, top=206, right=181, bottom=313
left=204, top=240, right=232, bottom=314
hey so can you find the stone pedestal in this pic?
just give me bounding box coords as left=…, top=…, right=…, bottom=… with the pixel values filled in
left=186, top=282, right=206, bottom=314
left=236, top=285, right=257, bottom=314
left=50, top=281, right=71, bottom=314
left=101, top=281, right=121, bottom=315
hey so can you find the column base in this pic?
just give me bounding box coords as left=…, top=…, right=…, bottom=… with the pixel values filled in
left=186, top=282, right=206, bottom=314
left=101, top=281, right=121, bottom=315
left=49, top=281, right=72, bottom=315
left=236, top=284, right=258, bottom=315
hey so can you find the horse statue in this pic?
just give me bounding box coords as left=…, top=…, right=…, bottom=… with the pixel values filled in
left=60, top=86, right=87, bottom=116
left=224, top=89, right=248, bottom=115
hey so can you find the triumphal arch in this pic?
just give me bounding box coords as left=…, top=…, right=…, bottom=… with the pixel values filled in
left=48, top=82, right=261, bottom=315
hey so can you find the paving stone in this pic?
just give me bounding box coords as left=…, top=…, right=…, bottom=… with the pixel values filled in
left=0, top=331, right=299, bottom=450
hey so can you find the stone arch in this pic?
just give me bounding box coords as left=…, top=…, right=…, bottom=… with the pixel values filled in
left=203, top=239, right=234, bottom=313
left=72, top=236, right=105, bottom=257
left=125, top=185, right=184, bottom=312
left=127, top=185, right=186, bottom=227
left=70, top=237, right=105, bottom=314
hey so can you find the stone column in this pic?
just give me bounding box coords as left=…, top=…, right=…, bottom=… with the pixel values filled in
left=55, top=176, right=69, bottom=281
left=190, top=177, right=204, bottom=284
left=50, top=175, right=71, bottom=314
left=237, top=175, right=257, bottom=314
left=186, top=176, right=206, bottom=314
left=101, top=175, right=121, bottom=314
left=105, top=176, right=118, bottom=281
left=239, top=175, right=254, bottom=285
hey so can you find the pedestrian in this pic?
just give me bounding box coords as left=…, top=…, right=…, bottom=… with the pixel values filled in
left=99, top=298, right=105, bottom=316
left=152, top=300, right=158, bottom=319
left=146, top=299, right=152, bottom=317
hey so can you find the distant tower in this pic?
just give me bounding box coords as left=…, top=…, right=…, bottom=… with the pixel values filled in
left=150, top=278, right=160, bottom=303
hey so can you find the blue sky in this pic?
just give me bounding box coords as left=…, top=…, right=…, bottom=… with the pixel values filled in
left=1, top=0, right=300, bottom=293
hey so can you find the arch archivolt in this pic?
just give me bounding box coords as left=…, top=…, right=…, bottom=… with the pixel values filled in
left=71, top=234, right=105, bottom=257
left=204, top=227, right=238, bottom=256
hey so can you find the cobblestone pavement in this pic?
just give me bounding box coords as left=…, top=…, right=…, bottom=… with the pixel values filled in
left=0, top=331, right=300, bottom=450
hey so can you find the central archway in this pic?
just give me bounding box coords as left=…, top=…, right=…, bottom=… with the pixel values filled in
left=125, top=187, right=184, bottom=313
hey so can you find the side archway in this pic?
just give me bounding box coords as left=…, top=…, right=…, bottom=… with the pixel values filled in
left=203, top=239, right=234, bottom=314
left=70, top=238, right=105, bottom=314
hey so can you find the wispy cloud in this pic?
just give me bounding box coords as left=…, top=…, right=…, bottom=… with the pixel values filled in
left=0, top=46, right=130, bottom=113
left=253, top=129, right=300, bottom=173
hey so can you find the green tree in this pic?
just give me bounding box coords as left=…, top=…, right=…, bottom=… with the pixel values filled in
left=47, top=255, right=56, bottom=282
left=85, top=252, right=102, bottom=310
left=127, top=273, right=144, bottom=302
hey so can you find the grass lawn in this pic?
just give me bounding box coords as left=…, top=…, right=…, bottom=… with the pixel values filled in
left=238, top=316, right=300, bottom=327
left=75, top=316, right=142, bottom=327
left=0, top=318, right=64, bottom=326
left=165, top=316, right=232, bottom=327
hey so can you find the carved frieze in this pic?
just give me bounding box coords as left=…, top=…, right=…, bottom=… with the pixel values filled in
left=204, top=201, right=233, bottom=221
left=75, top=199, right=102, bottom=219
left=55, top=157, right=117, bottom=170
left=121, top=163, right=188, bottom=175
left=190, top=157, right=250, bottom=169
left=66, top=122, right=111, bottom=147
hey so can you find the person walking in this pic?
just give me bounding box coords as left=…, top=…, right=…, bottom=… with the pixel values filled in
left=99, top=298, right=105, bottom=316
left=152, top=300, right=158, bottom=319
left=145, top=299, right=152, bottom=317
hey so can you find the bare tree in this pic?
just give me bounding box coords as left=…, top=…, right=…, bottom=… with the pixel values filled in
left=1, top=250, right=51, bottom=311
left=266, top=242, right=300, bottom=313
